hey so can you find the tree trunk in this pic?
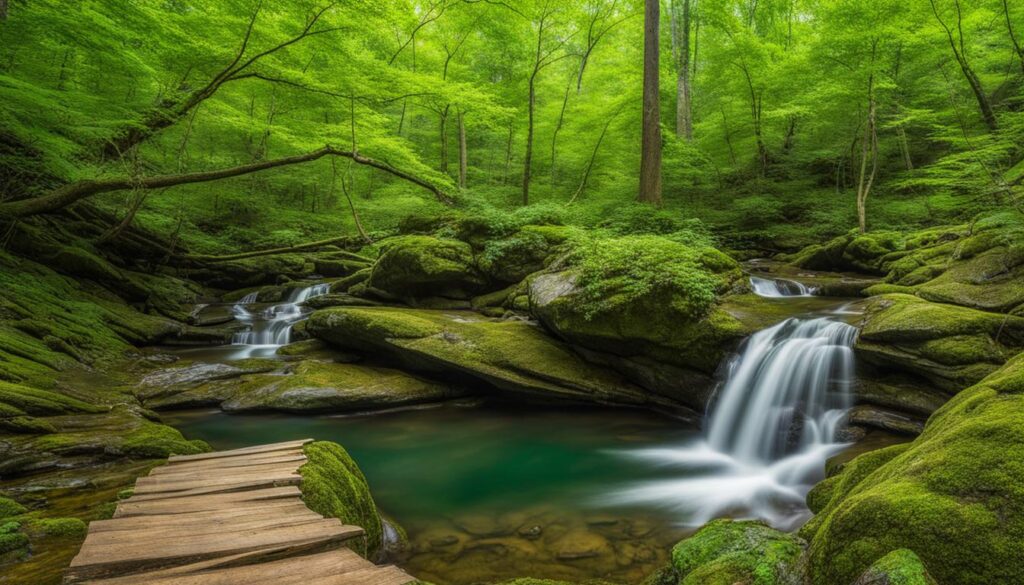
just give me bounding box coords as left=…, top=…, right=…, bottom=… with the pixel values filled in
left=671, top=0, right=693, bottom=139
left=458, top=109, right=467, bottom=189
left=0, top=0, right=8, bottom=20
left=522, top=71, right=537, bottom=205
left=857, top=46, right=879, bottom=235
left=638, top=0, right=662, bottom=205
left=1003, top=0, right=1024, bottom=76
left=440, top=105, right=450, bottom=175
left=503, top=122, right=514, bottom=184
left=570, top=110, right=619, bottom=204
left=929, top=0, right=998, bottom=132
left=551, top=81, right=571, bottom=186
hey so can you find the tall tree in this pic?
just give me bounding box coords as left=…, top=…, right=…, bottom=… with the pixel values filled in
left=638, top=0, right=662, bottom=204
left=671, top=0, right=694, bottom=139
left=929, top=0, right=997, bottom=131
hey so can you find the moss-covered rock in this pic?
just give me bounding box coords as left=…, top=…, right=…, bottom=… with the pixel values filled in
left=364, top=236, right=487, bottom=302
left=299, top=441, right=384, bottom=558
left=0, top=498, right=26, bottom=519
left=307, top=306, right=693, bottom=416
left=855, top=294, right=1024, bottom=392
left=27, top=517, right=87, bottom=538
left=785, top=230, right=902, bottom=275
left=0, top=521, right=28, bottom=557
left=802, top=353, right=1024, bottom=585
left=477, top=226, right=574, bottom=284
left=669, top=519, right=806, bottom=585
left=852, top=549, right=937, bottom=585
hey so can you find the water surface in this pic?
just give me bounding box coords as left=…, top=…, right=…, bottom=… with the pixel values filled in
left=166, top=403, right=697, bottom=583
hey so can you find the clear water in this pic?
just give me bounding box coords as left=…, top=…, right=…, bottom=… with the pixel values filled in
left=229, top=283, right=330, bottom=358
left=604, top=314, right=858, bottom=530
left=749, top=275, right=815, bottom=297
left=164, top=404, right=696, bottom=583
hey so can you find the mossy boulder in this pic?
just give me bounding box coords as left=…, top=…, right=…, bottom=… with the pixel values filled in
left=669, top=519, right=806, bottom=585
left=802, top=353, right=1024, bottom=585
left=306, top=306, right=692, bottom=416
left=852, top=549, right=937, bottom=585
left=0, top=498, right=26, bottom=519
left=477, top=226, right=574, bottom=284
left=27, top=517, right=87, bottom=538
left=855, top=294, right=1024, bottom=392
left=299, top=441, right=384, bottom=558
left=365, top=236, right=487, bottom=301
left=786, top=230, right=902, bottom=275
left=0, top=521, right=28, bottom=557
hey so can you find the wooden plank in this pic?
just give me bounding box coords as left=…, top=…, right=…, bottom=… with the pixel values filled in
left=91, top=501, right=317, bottom=532
left=150, top=453, right=306, bottom=475
left=83, top=512, right=328, bottom=545
left=129, top=474, right=302, bottom=499
left=114, top=487, right=302, bottom=517
left=136, top=463, right=304, bottom=485
left=67, top=521, right=363, bottom=582
left=167, top=440, right=312, bottom=463
left=79, top=548, right=374, bottom=585
left=302, top=566, right=416, bottom=585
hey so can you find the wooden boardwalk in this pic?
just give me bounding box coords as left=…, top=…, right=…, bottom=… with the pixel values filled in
left=65, top=439, right=415, bottom=585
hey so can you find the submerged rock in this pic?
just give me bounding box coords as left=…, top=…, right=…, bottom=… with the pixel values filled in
left=801, top=352, right=1024, bottom=585
left=307, top=306, right=695, bottom=417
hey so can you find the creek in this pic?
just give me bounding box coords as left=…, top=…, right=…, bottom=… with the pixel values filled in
left=161, top=274, right=867, bottom=582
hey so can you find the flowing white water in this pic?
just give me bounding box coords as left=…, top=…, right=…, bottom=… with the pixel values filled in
left=749, top=276, right=815, bottom=297
left=230, top=284, right=330, bottom=354
left=603, top=315, right=857, bottom=529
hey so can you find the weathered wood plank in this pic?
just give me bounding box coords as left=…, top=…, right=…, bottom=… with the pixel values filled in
left=91, top=501, right=317, bottom=532
left=167, top=439, right=312, bottom=463
left=129, top=474, right=302, bottom=500
left=67, top=521, right=363, bottom=581
left=151, top=453, right=306, bottom=475
left=78, top=548, right=375, bottom=585
left=137, top=462, right=304, bottom=485
left=114, top=486, right=302, bottom=517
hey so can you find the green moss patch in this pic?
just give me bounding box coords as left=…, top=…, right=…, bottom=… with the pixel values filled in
left=299, top=441, right=383, bottom=558
left=670, top=519, right=806, bottom=585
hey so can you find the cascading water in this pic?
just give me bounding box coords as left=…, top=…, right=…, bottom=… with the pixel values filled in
left=231, top=283, right=330, bottom=349
left=603, top=313, right=857, bottom=529
left=749, top=276, right=814, bottom=297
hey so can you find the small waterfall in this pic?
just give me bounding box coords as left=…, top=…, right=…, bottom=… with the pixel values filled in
left=604, top=316, right=857, bottom=528
left=231, top=284, right=330, bottom=348
left=750, top=276, right=814, bottom=297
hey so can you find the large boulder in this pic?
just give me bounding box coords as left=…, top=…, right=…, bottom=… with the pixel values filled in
left=306, top=306, right=694, bottom=417
left=851, top=549, right=937, bottom=585
left=139, top=359, right=461, bottom=413
left=663, top=519, right=807, bottom=585
left=364, top=236, right=487, bottom=302
left=801, top=352, right=1024, bottom=585
left=855, top=294, right=1024, bottom=392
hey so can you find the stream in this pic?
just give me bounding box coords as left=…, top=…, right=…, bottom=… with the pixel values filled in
left=163, top=275, right=867, bottom=583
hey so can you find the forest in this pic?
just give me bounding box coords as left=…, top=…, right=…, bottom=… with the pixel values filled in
left=0, top=0, right=1023, bottom=584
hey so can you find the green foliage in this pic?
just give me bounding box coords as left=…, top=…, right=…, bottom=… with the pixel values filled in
left=569, top=234, right=726, bottom=319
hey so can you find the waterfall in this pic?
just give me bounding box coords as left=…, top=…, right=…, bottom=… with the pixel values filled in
left=603, top=316, right=857, bottom=529
left=750, top=276, right=814, bottom=298
left=231, top=284, right=330, bottom=348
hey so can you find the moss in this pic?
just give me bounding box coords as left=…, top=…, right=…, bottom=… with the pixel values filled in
left=28, top=517, right=87, bottom=538
left=366, top=236, right=486, bottom=300
left=0, top=521, right=28, bottom=556
left=0, top=381, right=104, bottom=416
left=330, top=267, right=372, bottom=294
left=804, top=353, right=1024, bottom=585
left=299, top=441, right=383, bottom=558
left=863, top=283, right=918, bottom=296
left=0, top=498, right=27, bottom=519
left=0, top=415, right=57, bottom=434
left=853, top=549, right=937, bottom=585
left=32, top=406, right=210, bottom=459
left=670, top=519, right=806, bottom=585
left=478, top=229, right=553, bottom=284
